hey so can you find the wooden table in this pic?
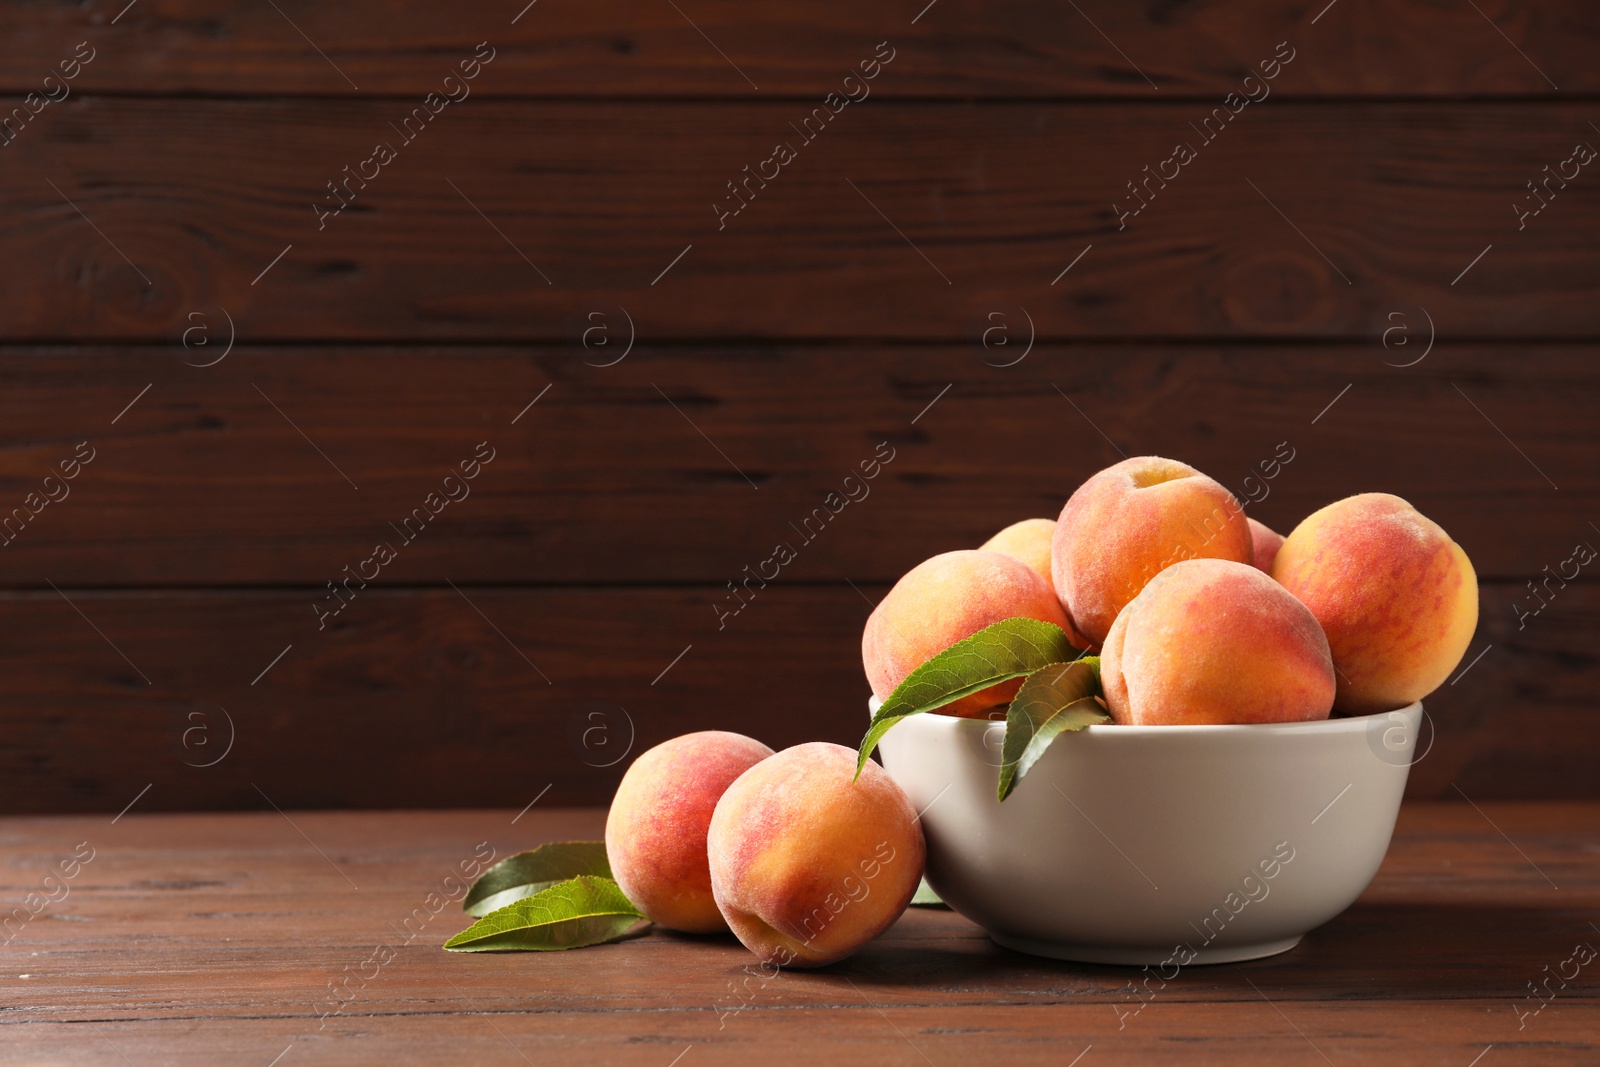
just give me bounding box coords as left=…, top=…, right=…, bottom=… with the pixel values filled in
left=2, top=803, right=1594, bottom=1064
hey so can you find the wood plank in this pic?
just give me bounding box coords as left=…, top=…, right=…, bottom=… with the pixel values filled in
left=0, top=347, right=1590, bottom=584
left=3, top=102, right=1598, bottom=340
left=2, top=0, right=1594, bottom=97
left=0, top=805, right=1592, bottom=1064
left=3, top=1006, right=1588, bottom=1067
left=0, top=581, right=1590, bottom=812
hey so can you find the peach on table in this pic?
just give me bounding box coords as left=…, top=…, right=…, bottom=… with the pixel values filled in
left=708, top=742, right=925, bottom=968
left=604, top=730, right=773, bottom=934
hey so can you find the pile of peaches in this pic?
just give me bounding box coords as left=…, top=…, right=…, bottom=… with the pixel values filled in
left=602, top=456, right=1479, bottom=968
left=868, top=454, right=1479, bottom=725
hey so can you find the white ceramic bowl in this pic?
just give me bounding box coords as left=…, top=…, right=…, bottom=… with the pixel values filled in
left=874, top=699, right=1422, bottom=965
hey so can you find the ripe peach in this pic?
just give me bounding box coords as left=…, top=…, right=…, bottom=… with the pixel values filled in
left=1100, top=558, right=1335, bottom=725
left=1272, top=493, right=1478, bottom=714
left=982, top=519, right=1096, bottom=649
left=980, top=518, right=1056, bottom=582
left=863, top=550, right=1074, bottom=718
left=1249, top=518, right=1286, bottom=574
left=604, top=731, right=774, bottom=933
left=1053, top=456, right=1253, bottom=647
left=708, top=742, right=924, bottom=968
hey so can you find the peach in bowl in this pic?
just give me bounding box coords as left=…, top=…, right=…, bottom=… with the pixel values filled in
left=856, top=465, right=1476, bottom=966
left=872, top=695, right=1421, bottom=964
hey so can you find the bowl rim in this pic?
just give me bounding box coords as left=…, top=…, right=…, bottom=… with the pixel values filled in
left=867, top=696, right=1422, bottom=736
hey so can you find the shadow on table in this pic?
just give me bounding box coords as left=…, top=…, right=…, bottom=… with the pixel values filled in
left=820, top=901, right=1587, bottom=1002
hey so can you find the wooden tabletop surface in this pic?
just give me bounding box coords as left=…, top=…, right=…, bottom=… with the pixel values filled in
left=1, top=802, right=1595, bottom=1065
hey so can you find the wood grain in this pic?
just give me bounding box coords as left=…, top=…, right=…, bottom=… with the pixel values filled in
left=0, top=581, right=1588, bottom=812
left=0, top=347, right=1586, bottom=585
left=3, top=102, right=1598, bottom=340
left=0, top=804, right=1593, bottom=1064
left=2, top=1, right=1595, bottom=817
left=0, top=0, right=1594, bottom=97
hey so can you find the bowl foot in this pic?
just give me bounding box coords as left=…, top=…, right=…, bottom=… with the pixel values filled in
left=988, top=931, right=1303, bottom=966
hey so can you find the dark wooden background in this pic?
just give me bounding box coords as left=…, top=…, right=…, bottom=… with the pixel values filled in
left=0, top=1, right=1595, bottom=813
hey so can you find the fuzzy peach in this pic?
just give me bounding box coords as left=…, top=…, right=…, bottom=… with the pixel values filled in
left=708, top=742, right=924, bottom=968
left=981, top=518, right=1096, bottom=649
left=980, top=518, right=1056, bottom=582
left=863, top=549, right=1075, bottom=717
left=605, top=731, right=774, bottom=933
left=1100, top=558, right=1335, bottom=725
left=1249, top=518, right=1286, bottom=574
left=1053, top=456, right=1254, bottom=647
left=1272, top=493, right=1478, bottom=714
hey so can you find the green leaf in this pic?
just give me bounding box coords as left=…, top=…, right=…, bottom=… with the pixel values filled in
left=463, top=842, right=612, bottom=917
left=857, top=617, right=1080, bottom=778
left=996, top=658, right=1109, bottom=802
left=444, top=876, right=648, bottom=952
left=909, top=877, right=947, bottom=908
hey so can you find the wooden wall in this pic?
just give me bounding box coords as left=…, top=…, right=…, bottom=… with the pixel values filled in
left=0, top=1, right=1595, bottom=811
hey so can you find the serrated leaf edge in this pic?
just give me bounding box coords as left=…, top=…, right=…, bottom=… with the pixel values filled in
left=443, top=874, right=647, bottom=952
left=462, top=840, right=612, bottom=915
left=996, top=658, right=1108, bottom=802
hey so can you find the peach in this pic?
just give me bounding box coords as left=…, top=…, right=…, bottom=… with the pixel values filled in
left=1053, top=456, right=1253, bottom=647
left=982, top=519, right=1096, bottom=649
left=708, top=742, right=924, bottom=968
left=1249, top=518, right=1286, bottom=574
left=863, top=550, right=1075, bottom=718
left=605, top=731, right=774, bottom=933
left=1272, top=493, right=1478, bottom=714
left=980, top=518, right=1056, bottom=582
left=1100, top=558, right=1335, bottom=725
